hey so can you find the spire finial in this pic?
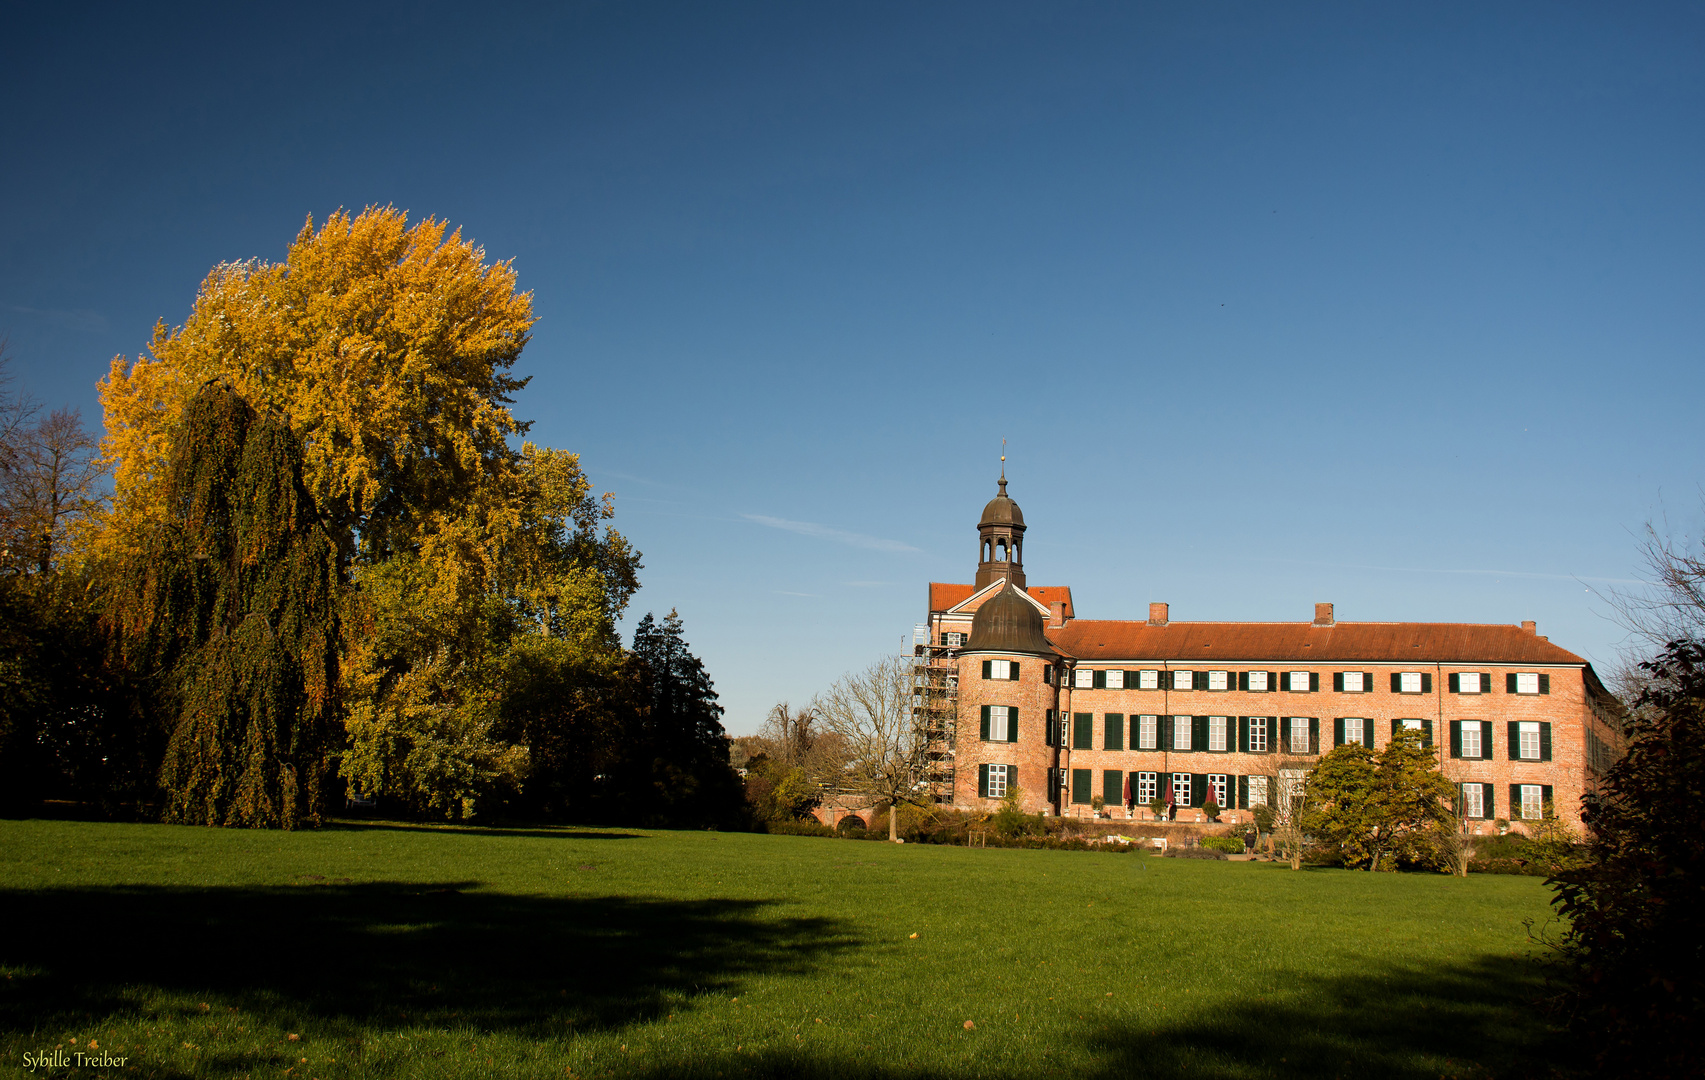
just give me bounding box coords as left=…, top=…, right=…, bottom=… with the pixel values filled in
left=999, top=438, right=1006, bottom=491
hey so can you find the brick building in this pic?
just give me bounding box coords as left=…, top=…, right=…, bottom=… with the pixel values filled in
left=921, top=477, right=1622, bottom=832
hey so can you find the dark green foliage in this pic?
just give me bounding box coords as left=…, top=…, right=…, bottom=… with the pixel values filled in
left=834, top=814, right=867, bottom=834
left=1549, top=640, right=1705, bottom=1078
left=109, top=383, right=339, bottom=829
left=1200, top=835, right=1245, bottom=854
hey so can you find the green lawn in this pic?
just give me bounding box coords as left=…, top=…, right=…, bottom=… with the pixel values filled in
left=0, top=819, right=1560, bottom=1079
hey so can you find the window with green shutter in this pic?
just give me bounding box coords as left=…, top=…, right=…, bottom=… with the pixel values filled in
left=1102, top=769, right=1123, bottom=806
left=1071, top=768, right=1092, bottom=805
left=1072, top=712, right=1093, bottom=750
left=1104, top=713, right=1125, bottom=751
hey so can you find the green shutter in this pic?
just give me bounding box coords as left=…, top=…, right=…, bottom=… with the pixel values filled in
left=1363, top=722, right=1375, bottom=749
left=1009, top=709, right=1020, bottom=743
left=1309, top=717, right=1320, bottom=754
left=1239, top=671, right=1249, bottom=691
left=1093, top=669, right=1104, bottom=689
left=982, top=660, right=992, bottom=680
left=1540, top=722, right=1552, bottom=761
left=1362, top=672, right=1373, bottom=692
left=1508, top=721, right=1519, bottom=758
left=1103, top=769, right=1122, bottom=805
left=979, top=764, right=990, bottom=798
left=1071, top=769, right=1091, bottom=805
left=1332, top=672, right=1343, bottom=692
left=1192, top=774, right=1208, bottom=807
left=1160, top=714, right=1172, bottom=748
left=1421, top=673, right=1432, bottom=693
left=1539, top=673, right=1550, bottom=694
left=1449, top=721, right=1462, bottom=758
left=1009, top=765, right=1019, bottom=792
left=1481, top=721, right=1494, bottom=759
left=1509, top=784, right=1521, bottom=817
left=1073, top=713, right=1093, bottom=750
left=1238, top=716, right=1249, bottom=752
left=1448, top=673, right=1459, bottom=693
left=1391, top=672, right=1402, bottom=692
left=1310, top=672, right=1320, bottom=692
left=1193, top=715, right=1208, bottom=750
left=1421, top=718, right=1433, bottom=747
left=1541, top=785, right=1553, bottom=812
left=1333, top=717, right=1344, bottom=746
left=1506, top=672, right=1518, bottom=693
left=1010, top=662, right=1021, bottom=681
left=1237, top=774, right=1248, bottom=809
left=1483, top=783, right=1494, bottom=820
left=1105, top=713, right=1124, bottom=751
left=980, top=705, right=990, bottom=741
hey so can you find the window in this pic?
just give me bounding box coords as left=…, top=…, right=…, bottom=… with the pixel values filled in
left=1208, top=715, right=1228, bottom=751
left=1207, top=774, right=1228, bottom=807
left=1341, top=671, right=1365, bottom=693
left=1137, top=670, right=1160, bottom=690
left=1463, top=782, right=1484, bottom=819
left=1287, top=670, right=1314, bottom=692
left=1105, top=669, right=1125, bottom=690
left=1246, top=774, right=1269, bottom=808
left=1072, top=713, right=1093, bottom=750
left=988, top=764, right=1009, bottom=798
left=1137, top=714, right=1158, bottom=750
left=1136, top=771, right=1158, bottom=804
left=1456, top=672, right=1483, bottom=694
left=1102, top=769, right=1124, bottom=806
left=1248, top=716, right=1269, bottom=753
left=1207, top=670, right=1229, bottom=691
left=1515, top=672, right=1541, bottom=694
left=1461, top=722, right=1481, bottom=759
left=1279, top=768, right=1307, bottom=805
left=1072, top=668, right=1092, bottom=689
left=1173, top=670, right=1194, bottom=691
left=1104, top=713, right=1124, bottom=751
left=1343, top=717, right=1364, bottom=746
left=943, top=632, right=964, bottom=647
left=1289, top=717, right=1311, bottom=754
left=1520, top=784, right=1543, bottom=821
left=1169, top=772, right=1192, bottom=806
left=984, top=659, right=1018, bottom=681
left=1246, top=670, right=1270, bottom=692
left=1398, top=672, right=1424, bottom=693
left=1519, top=721, right=1540, bottom=760
left=988, top=706, right=1010, bottom=742
left=1172, top=715, right=1193, bottom=751
left=1045, top=710, right=1060, bottom=747
left=1071, top=769, right=1092, bottom=805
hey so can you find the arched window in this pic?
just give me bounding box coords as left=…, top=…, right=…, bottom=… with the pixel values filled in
left=996, top=539, right=1008, bottom=562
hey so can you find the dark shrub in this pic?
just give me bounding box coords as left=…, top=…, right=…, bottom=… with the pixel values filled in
left=1199, top=835, right=1244, bottom=854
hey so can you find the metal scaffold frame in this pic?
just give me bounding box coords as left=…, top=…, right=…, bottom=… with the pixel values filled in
left=912, top=623, right=959, bottom=804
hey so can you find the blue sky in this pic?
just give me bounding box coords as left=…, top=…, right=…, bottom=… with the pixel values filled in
left=4, top=2, right=1702, bottom=733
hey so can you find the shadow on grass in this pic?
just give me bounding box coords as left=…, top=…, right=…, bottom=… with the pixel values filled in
left=323, top=819, right=648, bottom=840
left=0, top=882, right=858, bottom=1040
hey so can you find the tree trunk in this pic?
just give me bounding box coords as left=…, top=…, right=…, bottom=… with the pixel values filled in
left=889, top=799, right=898, bottom=842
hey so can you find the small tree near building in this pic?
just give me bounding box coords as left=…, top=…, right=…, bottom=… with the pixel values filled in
left=814, top=655, right=924, bottom=843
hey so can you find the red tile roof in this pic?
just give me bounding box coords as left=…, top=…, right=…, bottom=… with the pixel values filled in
left=929, top=582, right=1074, bottom=618
left=1048, top=621, right=1585, bottom=665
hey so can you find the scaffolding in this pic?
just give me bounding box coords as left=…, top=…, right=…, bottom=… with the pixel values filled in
left=911, top=623, right=960, bottom=804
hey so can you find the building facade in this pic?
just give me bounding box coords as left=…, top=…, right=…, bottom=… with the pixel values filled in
left=922, top=478, right=1622, bottom=832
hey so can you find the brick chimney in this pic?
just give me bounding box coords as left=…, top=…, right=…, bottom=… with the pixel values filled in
left=1314, top=602, right=1334, bottom=627
left=1148, top=602, right=1169, bottom=626
left=1521, top=620, right=1537, bottom=634
left=1049, top=600, right=1066, bottom=629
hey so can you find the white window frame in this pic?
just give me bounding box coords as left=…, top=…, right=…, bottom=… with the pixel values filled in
left=1288, top=670, right=1311, bottom=692
left=1247, top=670, right=1270, bottom=691
left=1138, top=669, right=1160, bottom=690
left=1208, top=715, right=1228, bottom=751
left=1073, top=667, right=1093, bottom=689
left=988, top=706, right=1011, bottom=742
left=1170, top=772, right=1192, bottom=806
left=1207, top=670, right=1229, bottom=691
left=1402, top=718, right=1423, bottom=732
left=1172, top=715, right=1192, bottom=751
left=1515, top=672, right=1541, bottom=695
left=1288, top=717, right=1311, bottom=754
left=1172, top=670, right=1194, bottom=691
left=1520, top=784, right=1542, bottom=820
left=1248, top=716, right=1269, bottom=753
left=1463, top=782, right=1484, bottom=819
left=1461, top=723, right=1482, bottom=759
left=1136, top=772, right=1157, bottom=803
left=1344, top=717, right=1364, bottom=745
left=1246, top=774, right=1269, bottom=808
left=1519, top=721, right=1541, bottom=760
left=1106, top=669, right=1125, bottom=690
left=1399, top=672, right=1423, bottom=693
left=945, top=632, right=964, bottom=647
left=1137, top=714, right=1158, bottom=750
left=1459, top=672, right=1482, bottom=694
left=990, top=658, right=1012, bottom=680
left=988, top=763, right=1009, bottom=798
left=1207, top=774, right=1228, bottom=807
left=1342, top=671, right=1365, bottom=693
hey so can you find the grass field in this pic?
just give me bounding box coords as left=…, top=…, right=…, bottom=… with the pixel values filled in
left=0, top=819, right=1561, bottom=1079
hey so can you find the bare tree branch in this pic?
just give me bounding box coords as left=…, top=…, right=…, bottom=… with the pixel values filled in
left=813, top=655, right=926, bottom=842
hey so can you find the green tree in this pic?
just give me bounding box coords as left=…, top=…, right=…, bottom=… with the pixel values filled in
left=1303, top=731, right=1455, bottom=871
left=107, top=383, right=340, bottom=828
left=1549, top=640, right=1705, bottom=1079
left=1302, top=744, right=1381, bottom=868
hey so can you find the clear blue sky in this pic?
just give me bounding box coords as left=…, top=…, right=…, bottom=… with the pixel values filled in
left=5, top=3, right=1702, bottom=733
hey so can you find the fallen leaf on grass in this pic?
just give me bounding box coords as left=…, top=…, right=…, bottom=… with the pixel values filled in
left=963, top=1021, right=975, bottom=1030
left=909, top=932, right=918, bottom=939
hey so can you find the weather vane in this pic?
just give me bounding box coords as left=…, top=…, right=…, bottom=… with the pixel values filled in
left=1000, top=437, right=1006, bottom=481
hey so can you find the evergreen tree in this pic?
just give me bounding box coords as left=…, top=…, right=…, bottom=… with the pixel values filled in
left=108, top=383, right=340, bottom=828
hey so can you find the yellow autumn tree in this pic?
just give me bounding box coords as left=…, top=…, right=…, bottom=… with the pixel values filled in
left=97, top=208, right=641, bottom=820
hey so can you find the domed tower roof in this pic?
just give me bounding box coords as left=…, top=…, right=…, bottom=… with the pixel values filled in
left=980, top=476, right=1024, bottom=527
left=967, top=584, right=1054, bottom=655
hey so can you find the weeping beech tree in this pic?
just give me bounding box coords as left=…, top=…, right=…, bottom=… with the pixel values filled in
left=109, top=382, right=339, bottom=828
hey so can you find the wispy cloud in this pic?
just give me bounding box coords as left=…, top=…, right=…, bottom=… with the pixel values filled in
left=2, top=303, right=108, bottom=334
left=743, top=514, right=920, bottom=554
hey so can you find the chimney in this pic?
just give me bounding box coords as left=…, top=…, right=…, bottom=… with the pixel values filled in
left=1314, top=602, right=1334, bottom=627
left=1049, top=600, right=1066, bottom=629
left=1521, top=620, right=1537, bottom=634
left=1148, top=602, right=1169, bottom=626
